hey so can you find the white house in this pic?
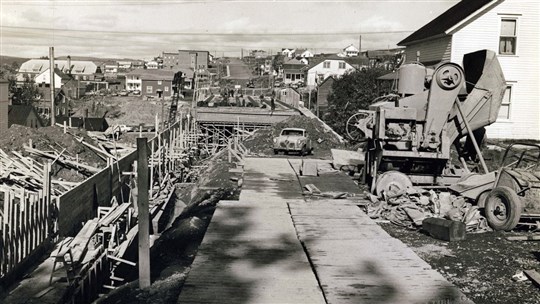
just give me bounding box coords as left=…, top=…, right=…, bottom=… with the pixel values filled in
left=398, top=0, right=539, bottom=140
left=296, top=49, right=314, bottom=58
left=125, top=71, right=142, bottom=92
left=342, top=44, right=359, bottom=57
left=34, top=68, right=70, bottom=89
left=305, top=57, right=356, bottom=88
left=281, top=48, right=296, bottom=58
left=146, top=61, right=159, bottom=69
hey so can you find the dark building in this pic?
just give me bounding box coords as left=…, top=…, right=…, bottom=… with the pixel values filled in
left=8, top=105, right=43, bottom=128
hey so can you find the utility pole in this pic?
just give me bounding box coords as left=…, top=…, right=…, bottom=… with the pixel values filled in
left=49, top=47, right=56, bottom=125
left=359, top=35, right=362, bottom=53
left=191, top=53, right=198, bottom=109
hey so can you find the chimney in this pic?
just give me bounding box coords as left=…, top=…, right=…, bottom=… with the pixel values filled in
left=67, top=55, right=72, bottom=74
left=0, top=79, right=9, bottom=131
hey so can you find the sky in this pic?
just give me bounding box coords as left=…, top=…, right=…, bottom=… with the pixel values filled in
left=0, top=0, right=459, bottom=60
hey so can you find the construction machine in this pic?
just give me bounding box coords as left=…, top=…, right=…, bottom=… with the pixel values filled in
left=346, top=50, right=506, bottom=195
left=167, top=71, right=186, bottom=126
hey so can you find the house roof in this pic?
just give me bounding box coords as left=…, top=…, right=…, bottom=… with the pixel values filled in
left=126, top=69, right=176, bottom=80
left=19, top=59, right=97, bottom=75
left=8, top=105, right=42, bottom=127
left=398, top=0, right=495, bottom=45
left=343, top=44, right=359, bottom=52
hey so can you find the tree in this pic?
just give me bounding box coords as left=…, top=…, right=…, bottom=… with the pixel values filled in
left=323, top=67, right=391, bottom=136
left=9, top=78, right=41, bottom=105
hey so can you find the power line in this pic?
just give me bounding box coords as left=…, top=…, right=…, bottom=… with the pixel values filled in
left=2, top=0, right=460, bottom=6
left=1, top=25, right=414, bottom=36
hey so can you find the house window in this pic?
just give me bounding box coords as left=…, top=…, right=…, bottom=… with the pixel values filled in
left=338, top=62, right=346, bottom=69
left=285, top=73, right=291, bottom=79
left=146, top=86, right=153, bottom=94
left=499, top=19, right=517, bottom=55
left=323, top=61, right=330, bottom=68
left=164, top=86, right=169, bottom=92
left=498, top=85, right=512, bottom=119
left=157, top=80, right=162, bottom=85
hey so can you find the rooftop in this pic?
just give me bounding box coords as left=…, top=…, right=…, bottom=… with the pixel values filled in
left=398, top=0, right=495, bottom=45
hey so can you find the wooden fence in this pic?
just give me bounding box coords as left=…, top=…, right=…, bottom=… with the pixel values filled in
left=0, top=186, right=57, bottom=279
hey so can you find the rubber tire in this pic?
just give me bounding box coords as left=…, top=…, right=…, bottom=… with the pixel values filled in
left=300, top=145, right=307, bottom=156
left=273, top=149, right=279, bottom=155
left=485, top=186, right=522, bottom=231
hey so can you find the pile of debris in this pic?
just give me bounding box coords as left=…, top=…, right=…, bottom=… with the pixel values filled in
left=243, top=115, right=345, bottom=155
left=366, top=188, right=491, bottom=233
left=0, top=125, right=108, bottom=183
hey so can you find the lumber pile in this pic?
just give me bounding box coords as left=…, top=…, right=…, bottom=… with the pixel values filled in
left=0, top=148, right=74, bottom=195
left=24, top=145, right=100, bottom=177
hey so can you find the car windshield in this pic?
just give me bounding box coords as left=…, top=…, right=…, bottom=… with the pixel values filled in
left=282, top=130, right=304, bottom=136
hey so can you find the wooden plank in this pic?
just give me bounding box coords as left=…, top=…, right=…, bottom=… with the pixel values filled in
left=136, top=138, right=151, bottom=288
left=288, top=200, right=472, bottom=304
left=524, top=270, right=540, bottom=287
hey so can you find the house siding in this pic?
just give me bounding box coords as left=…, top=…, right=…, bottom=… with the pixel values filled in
left=142, top=80, right=173, bottom=98
left=306, top=60, right=354, bottom=87
left=403, top=36, right=452, bottom=64
left=450, top=0, right=540, bottom=140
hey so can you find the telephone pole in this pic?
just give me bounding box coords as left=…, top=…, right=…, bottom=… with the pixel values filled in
left=49, top=47, right=56, bottom=125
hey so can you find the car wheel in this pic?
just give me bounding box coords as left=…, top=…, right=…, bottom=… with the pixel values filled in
left=485, top=186, right=522, bottom=231
left=300, top=145, right=307, bottom=156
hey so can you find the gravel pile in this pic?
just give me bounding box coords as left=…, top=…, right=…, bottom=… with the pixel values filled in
left=243, top=115, right=345, bottom=156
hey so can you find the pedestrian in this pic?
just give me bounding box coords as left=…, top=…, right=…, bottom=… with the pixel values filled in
left=270, top=97, right=275, bottom=111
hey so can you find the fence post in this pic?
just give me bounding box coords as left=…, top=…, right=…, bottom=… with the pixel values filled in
left=136, top=138, right=151, bottom=288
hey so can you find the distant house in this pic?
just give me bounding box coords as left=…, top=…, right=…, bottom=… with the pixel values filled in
left=397, top=0, right=540, bottom=140
left=162, top=50, right=209, bottom=70
left=132, top=60, right=145, bottom=69
left=305, top=56, right=357, bottom=88
left=117, top=61, right=132, bottom=69
left=35, top=88, right=71, bottom=117
left=104, top=64, right=118, bottom=78
left=128, top=70, right=176, bottom=98
left=18, top=59, right=98, bottom=82
left=282, top=58, right=306, bottom=85
left=342, top=44, right=359, bottom=57
left=8, top=105, right=43, bottom=128
left=146, top=61, right=159, bottom=69
left=277, top=87, right=301, bottom=108
left=34, top=68, right=83, bottom=100
left=316, top=76, right=335, bottom=115
left=295, top=49, right=314, bottom=58
left=281, top=48, right=296, bottom=58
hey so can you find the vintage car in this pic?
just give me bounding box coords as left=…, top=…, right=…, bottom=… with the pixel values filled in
left=273, top=128, right=312, bottom=156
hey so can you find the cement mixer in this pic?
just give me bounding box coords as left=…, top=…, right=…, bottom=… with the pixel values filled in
left=346, top=50, right=506, bottom=194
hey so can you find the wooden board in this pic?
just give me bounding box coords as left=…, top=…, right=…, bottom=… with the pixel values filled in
left=178, top=200, right=325, bottom=304
left=288, top=200, right=473, bottom=304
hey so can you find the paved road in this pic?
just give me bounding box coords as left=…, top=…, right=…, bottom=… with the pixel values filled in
left=227, top=58, right=252, bottom=80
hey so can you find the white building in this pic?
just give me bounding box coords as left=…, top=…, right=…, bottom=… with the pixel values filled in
left=342, top=44, right=359, bottom=57
left=125, top=71, right=142, bottom=92
left=34, top=68, right=70, bottom=89
left=305, top=57, right=356, bottom=88
left=398, top=0, right=540, bottom=140
left=18, top=59, right=97, bottom=82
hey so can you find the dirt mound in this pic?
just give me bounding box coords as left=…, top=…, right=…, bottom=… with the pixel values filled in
left=0, top=125, right=107, bottom=181
left=243, top=115, right=345, bottom=157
